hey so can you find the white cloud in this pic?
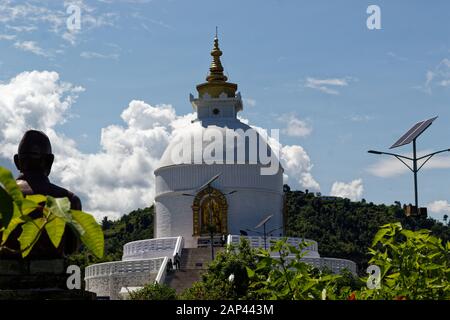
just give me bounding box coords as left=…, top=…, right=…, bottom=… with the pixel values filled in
left=14, top=41, right=49, bottom=57
left=280, top=145, right=320, bottom=191
left=305, top=77, right=350, bottom=95
left=387, top=51, right=408, bottom=62
left=0, top=71, right=84, bottom=159
left=367, top=150, right=450, bottom=178
left=0, top=34, right=16, bottom=40
left=6, top=25, right=37, bottom=32
left=421, top=58, right=450, bottom=93
left=0, top=1, right=119, bottom=46
left=349, top=114, right=373, bottom=122
left=428, top=200, right=450, bottom=214
left=279, top=114, right=312, bottom=137
left=330, top=179, right=363, bottom=201
left=0, top=70, right=320, bottom=220
left=243, top=98, right=256, bottom=107
left=80, top=51, right=119, bottom=60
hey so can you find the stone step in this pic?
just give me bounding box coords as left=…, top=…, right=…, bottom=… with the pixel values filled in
left=165, top=247, right=225, bottom=293
left=179, top=247, right=224, bottom=269
left=164, top=269, right=205, bottom=294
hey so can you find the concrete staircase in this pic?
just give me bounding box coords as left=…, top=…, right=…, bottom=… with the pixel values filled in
left=164, top=247, right=224, bottom=294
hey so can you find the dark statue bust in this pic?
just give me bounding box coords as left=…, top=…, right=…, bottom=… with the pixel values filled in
left=1, top=130, right=81, bottom=259
left=14, top=130, right=82, bottom=210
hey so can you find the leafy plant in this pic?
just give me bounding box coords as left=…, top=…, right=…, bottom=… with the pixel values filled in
left=181, top=224, right=449, bottom=300
left=245, top=239, right=344, bottom=300
left=129, top=282, right=177, bottom=300
left=356, top=222, right=450, bottom=300
left=0, top=166, right=104, bottom=258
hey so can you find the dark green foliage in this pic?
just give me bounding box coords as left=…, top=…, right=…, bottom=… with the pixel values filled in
left=129, top=282, right=177, bottom=300
left=102, top=206, right=153, bottom=260
left=68, top=206, right=154, bottom=270
left=284, top=186, right=450, bottom=273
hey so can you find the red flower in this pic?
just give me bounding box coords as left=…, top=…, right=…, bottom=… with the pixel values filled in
left=348, top=292, right=356, bottom=300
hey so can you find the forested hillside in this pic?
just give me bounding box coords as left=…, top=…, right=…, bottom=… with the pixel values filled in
left=284, top=186, right=450, bottom=271
left=69, top=207, right=154, bottom=269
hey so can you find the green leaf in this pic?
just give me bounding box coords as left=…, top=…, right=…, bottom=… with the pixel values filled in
left=1, top=196, right=44, bottom=244
left=21, top=199, right=42, bottom=215
left=45, top=216, right=66, bottom=248
left=0, top=166, right=23, bottom=203
left=46, top=196, right=72, bottom=220
left=25, top=194, right=47, bottom=204
left=18, top=218, right=46, bottom=258
left=1, top=204, right=22, bottom=244
left=372, top=228, right=389, bottom=247
left=0, top=185, right=14, bottom=228
left=70, top=210, right=104, bottom=258
left=246, top=266, right=255, bottom=278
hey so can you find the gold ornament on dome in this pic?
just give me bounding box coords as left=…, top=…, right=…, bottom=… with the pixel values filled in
left=191, top=186, right=228, bottom=236
left=196, top=32, right=237, bottom=99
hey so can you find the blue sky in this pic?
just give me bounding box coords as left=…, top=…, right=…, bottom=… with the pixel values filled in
left=1, top=0, right=450, bottom=221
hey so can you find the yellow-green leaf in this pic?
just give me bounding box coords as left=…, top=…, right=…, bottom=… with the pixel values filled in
left=18, top=218, right=46, bottom=258
left=1, top=203, right=28, bottom=244
left=70, top=210, right=104, bottom=258
left=45, top=216, right=66, bottom=249
left=0, top=166, right=23, bottom=203
left=46, top=196, right=72, bottom=221
left=25, top=194, right=47, bottom=204
left=372, top=228, right=389, bottom=247
left=21, top=199, right=42, bottom=216
left=246, top=266, right=255, bottom=278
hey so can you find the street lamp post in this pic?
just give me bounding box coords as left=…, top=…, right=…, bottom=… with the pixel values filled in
left=368, top=145, right=450, bottom=211
left=254, top=215, right=274, bottom=250
left=245, top=226, right=282, bottom=250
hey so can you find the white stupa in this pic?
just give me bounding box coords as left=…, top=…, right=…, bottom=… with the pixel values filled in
left=84, top=35, right=356, bottom=300
left=154, top=35, right=284, bottom=248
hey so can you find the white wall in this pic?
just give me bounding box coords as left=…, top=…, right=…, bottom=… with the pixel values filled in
left=155, top=163, right=284, bottom=248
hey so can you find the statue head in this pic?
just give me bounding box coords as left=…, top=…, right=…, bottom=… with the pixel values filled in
left=14, top=130, right=54, bottom=176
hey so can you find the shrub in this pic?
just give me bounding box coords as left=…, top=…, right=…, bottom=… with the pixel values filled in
left=129, top=282, right=177, bottom=300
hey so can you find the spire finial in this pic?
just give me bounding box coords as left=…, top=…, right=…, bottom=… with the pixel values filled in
left=206, top=29, right=227, bottom=82
left=196, top=30, right=237, bottom=98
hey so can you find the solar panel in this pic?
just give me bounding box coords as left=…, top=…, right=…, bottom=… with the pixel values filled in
left=255, top=214, right=273, bottom=229
left=390, top=116, right=438, bottom=149
left=197, top=172, right=222, bottom=191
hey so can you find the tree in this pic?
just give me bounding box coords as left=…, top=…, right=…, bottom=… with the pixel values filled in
left=102, top=216, right=111, bottom=230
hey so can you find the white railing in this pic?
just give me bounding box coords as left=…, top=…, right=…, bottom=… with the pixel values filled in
left=85, top=257, right=165, bottom=280
left=227, top=235, right=319, bottom=253
left=154, top=256, right=169, bottom=284
left=301, top=257, right=357, bottom=275
left=122, top=237, right=179, bottom=261
left=172, top=236, right=184, bottom=260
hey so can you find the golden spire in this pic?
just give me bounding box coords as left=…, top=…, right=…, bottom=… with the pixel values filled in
left=206, top=29, right=227, bottom=82
left=196, top=29, right=237, bottom=98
